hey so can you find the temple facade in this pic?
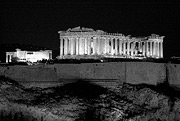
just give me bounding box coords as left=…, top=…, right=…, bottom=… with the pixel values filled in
left=6, top=49, right=52, bottom=63
left=58, top=26, right=164, bottom=59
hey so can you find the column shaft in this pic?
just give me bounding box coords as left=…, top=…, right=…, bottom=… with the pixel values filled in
left=127, top=41, right=130, bottom=56
left=106, top=38, right=110, bottom=54
left=111, top=38, right=114, bottom=55
left=87, top=38, right=91, bottom=55
left=134, top=42, right=137, bottom=56
left=79, top=38, right=82, bottom=55
left=103, top=38, right=106, bottom=55
left=157, top=42, right=159, bottom=58
left=82, top=38, right=85, bottom=55
left=119, top=40, right=122, bottom=55
left=76, top=38, right=79, bottom=55
left=142, top=42, right=145, bottom=56
left=64, top=38, right=67, bottom=55
left=98, top=38, right=101, bottom=55
left=71, top=38, right=73, bottom=55
left=9, top=55, right=12, bottom=62
left=6, top=54, right=8, bottom=63
left=84, top=38, right=87, bottom=55
left=146, top=42, right=149, bottom=57
left=160, top=42, right=163, bottom=58
left=130, top=42, right=134, bottom=56
left=150, top=41, right=153, bottom=56
left=60, top=38, right=63, bottom=56
left=153, top=41, right=156, bottom=57
left=115, top=39, right=118, bottom=55
left=93, top=37, right=96, bottom=55
left=73, top=38, right=76, bottom=55
left=123, top=41, right=126, bottom=55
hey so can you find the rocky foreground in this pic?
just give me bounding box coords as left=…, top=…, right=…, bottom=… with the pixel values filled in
left=0, top=76, right=180, bottom=121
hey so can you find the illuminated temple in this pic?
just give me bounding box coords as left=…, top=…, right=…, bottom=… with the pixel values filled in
left=58, top=26, right=164, bottom=59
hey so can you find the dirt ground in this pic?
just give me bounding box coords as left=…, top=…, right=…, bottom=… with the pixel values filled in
left=0, top=76, right=180, bottom=121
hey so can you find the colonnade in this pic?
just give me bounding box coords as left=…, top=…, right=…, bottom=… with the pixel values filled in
left=59, top=36, right=163, bottom=58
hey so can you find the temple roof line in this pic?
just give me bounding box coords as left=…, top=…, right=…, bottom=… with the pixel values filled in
left=58, top=27, right=164, bottom=40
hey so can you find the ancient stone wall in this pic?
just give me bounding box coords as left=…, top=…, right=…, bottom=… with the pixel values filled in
left=126, top=62, right=166, bottom=85
left=0, top=62, right=179, bottom=89
left=167, top=63, right=180, bottom=89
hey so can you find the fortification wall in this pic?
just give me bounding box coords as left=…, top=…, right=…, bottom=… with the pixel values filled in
left=0, top=62, right=179, bottom=89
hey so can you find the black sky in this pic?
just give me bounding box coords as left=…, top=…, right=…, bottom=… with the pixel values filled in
left=0, top=1, right=180, bottom=59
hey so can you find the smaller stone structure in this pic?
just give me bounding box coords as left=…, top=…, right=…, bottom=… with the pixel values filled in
left=6, top=48, right=52, bottom=63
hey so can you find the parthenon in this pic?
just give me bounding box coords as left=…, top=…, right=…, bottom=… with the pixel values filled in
left=58, top=26, right=164, bottom=59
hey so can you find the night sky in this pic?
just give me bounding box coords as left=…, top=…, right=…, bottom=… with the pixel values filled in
left=0, top=1, right=180, bottom=59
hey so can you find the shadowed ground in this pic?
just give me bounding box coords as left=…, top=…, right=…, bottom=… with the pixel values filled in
left=0, top=76, right=180, bottom=121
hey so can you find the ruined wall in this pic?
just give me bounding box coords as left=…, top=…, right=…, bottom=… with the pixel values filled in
left=0, top=62, right=179, bottom=89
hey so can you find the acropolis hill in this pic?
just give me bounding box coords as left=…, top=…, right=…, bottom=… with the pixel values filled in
left=1, top=27, right=180, bottom=90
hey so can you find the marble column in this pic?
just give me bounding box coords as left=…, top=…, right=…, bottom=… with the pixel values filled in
left=146, top=42, right=149, bottom=57
left=79, top=38, right=82, bottom=55
left=73, top=38, right=76, bottom=55
left=101, top=38, right=104, bottom=54
left=150, top=41, right=153, bottom=57
left=119, top=39, right=122, bottom=55
left=84, top=38, right=87, bottom=55
left=98, top=38, right=101, bottom=55
left=6, top=54, right=8, bottom=63
left=134, top=42, right=136, bottom=56
left=93, top=37, right=96, bottom=55
left=103, top=38, right=106, bottom=55
left=142, top=42, right=145, bottom=56
left=123, top=41, right=126, bottom=55
left=139, top=41, right=141, bottom=54
left=160, top=42, right=163, bottom=58
left=130, top=42, right=134, bottom=56
left=69, top=38, right=71, bottom=55
left=95, top=37, right=99, bottom=55
left=64, top=38, right=67, bottom=55
left=111, top=38, right=114, bottom=55
left=157, top=42, right=159, bottom=58
left=87, top=38, right=91, bottom=55
left=69, top=38, right=72, bottom=55
left=115, top=38, right=118, bottom=55
left=108, top=38, right=111, bottom=54
left=66, top=39, right=69, bottom=55
left=82, top=38, right=84, bottom=55
left=76, top=38, right=79, bottom=55
left=106, top=38, right=110, bottom=54
left=153, top=41, right=156, bottom=57
left=102, top=37, right=105, bottom=55
left=60, top=38, right=63, bottom=56
left=67, top=39, right=70, bottom=55
left=83, top=38, right=86, bottom=55
left=9, top=55, right=12, bottom=62
left=127, top=41, right=130, bottom=56
left=134, top=42, right=138, bottom=56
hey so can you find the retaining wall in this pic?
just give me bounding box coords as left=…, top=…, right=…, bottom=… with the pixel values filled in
left=126, top=62, right=166, bottom=85
left=167, top=63, right=180, bottom=89
left=0, top=62, right=179, bottom=89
